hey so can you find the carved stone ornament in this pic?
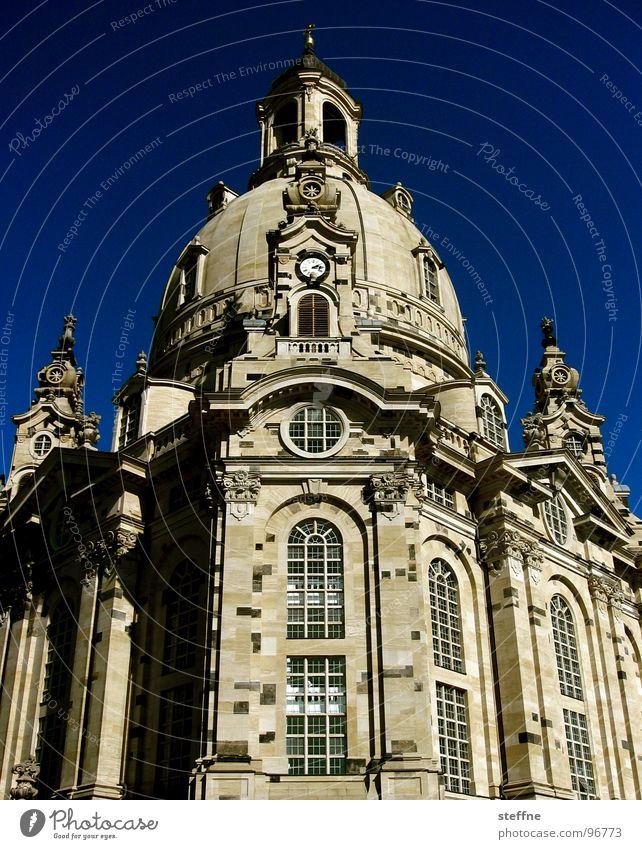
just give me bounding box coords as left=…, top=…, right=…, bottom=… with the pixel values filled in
left=480, top=530, right=542, bottom=581
left=588, top=575, right=624, bottom=618
left=80, top=529, right=138, bottom=588
left=221, top=470, right=261, bottom=521
left=480, top=529, right=524, bottom=565
left=521, top=540, right=544, bottom=584
left=366, top=473, right=410, bottom=519
left=521, top=411, right=547, bottom=452
left=10, top=755, right=40, bottom=800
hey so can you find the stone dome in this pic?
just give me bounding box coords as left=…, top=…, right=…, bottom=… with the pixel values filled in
left=149, top=40, right=469, bottom=380
left=150, top=175, right=468, bottom=374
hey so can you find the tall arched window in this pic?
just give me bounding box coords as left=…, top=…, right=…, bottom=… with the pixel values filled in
left=287, top=519, right=344, bottom=639
left=322, top=102, right=346, bottom=147
left=273, top=100, right=298, bottom=146
left=543, top=496, right=569, bottom=546
left=423, top=257, right=439, bottom=303
left=551, top=595, right=583, bottom=699
left=428, top=559, right=463, bottom=672
left=297, top=293, right=329, bottom=337
left=480, top=394, right=504, bottom=449
left=37, top=599, right=77, bottom=798
left=118, top=398, right=140, bottom=448
left=163, top=561, right=202, bottom=671
left=563, top=709, right=596, bottom=799
left=551, top=595, right=597, bottom=798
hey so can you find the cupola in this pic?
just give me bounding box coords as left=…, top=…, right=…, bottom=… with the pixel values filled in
left=250, top=25, right=367, bottom=187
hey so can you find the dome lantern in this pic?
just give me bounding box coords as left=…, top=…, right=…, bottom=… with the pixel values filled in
left=251, top=26, right=367, bottom=187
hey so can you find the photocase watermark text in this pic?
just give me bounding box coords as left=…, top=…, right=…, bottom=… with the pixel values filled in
left=604, top=413, right=627, bottom=458
left=111, top=0, right=177, bottom=30
left=419, top=223, right=493, bottom=305
left=168, top=57, right=303, bottom=101
left=0, top=311, right=14, bottom=426
left=58, top=138, right=162, bottom=252
left=477, top=143, right=550, bottom=210
left=600, top=73, right=642, bottom=126
left=365, top=143, right=449, bottom=171
left=111, top=309, right=137, bottom=388
left=8, top=86, right=80, bottom=157
left=572, top=194, right=617, bottom=321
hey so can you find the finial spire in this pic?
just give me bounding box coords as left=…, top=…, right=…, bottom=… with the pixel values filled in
left=541, top=316, right=557, bottom=349
left=304, top=23, right=315, bottom=54
left=474, top=350, right=487, bottom=374
left=58, top=314, right=77, bottom=351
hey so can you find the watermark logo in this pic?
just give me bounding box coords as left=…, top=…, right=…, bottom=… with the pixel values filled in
left=19, top=809, right=46, bottom=837
left=476, top=143, right=550, bottom=211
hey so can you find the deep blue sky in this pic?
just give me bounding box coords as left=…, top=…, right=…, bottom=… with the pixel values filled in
left=1, top=0, right=641, bottom=506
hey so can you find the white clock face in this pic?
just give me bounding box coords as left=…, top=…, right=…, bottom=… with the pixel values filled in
left=300, top=256, right=327, bottom=279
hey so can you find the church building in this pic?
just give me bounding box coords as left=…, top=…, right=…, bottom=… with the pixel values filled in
left=1, top=28, right=641, bottom=801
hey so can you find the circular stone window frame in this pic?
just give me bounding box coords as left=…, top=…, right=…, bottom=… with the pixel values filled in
left=31, top=431, right=54, bottom=459
left=542, top=494, right=570, bottom=547
left=280, top=402, right=349, bottom=459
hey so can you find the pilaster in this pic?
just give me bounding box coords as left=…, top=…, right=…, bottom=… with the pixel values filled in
left=366, top=472, right=439, bottom=798
left=481, top=528, right=549, bottom=798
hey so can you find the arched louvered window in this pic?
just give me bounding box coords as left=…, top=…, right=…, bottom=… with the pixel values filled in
left=37, top=600, right=77, bottom=798
left=429, top=559, right=463, bottom=673
left=480, top=394, right=504, bottom=449
left=322, top=102, right=346, bottom=147
left=287, top=519, right=344, bottom=639
left=298, top=294, right=329, bottom=337
left=163, top=562, right=202, bottom=671
left=551, top=595, right=583, bottom=699
left=273, top=100, right=298, bottom=146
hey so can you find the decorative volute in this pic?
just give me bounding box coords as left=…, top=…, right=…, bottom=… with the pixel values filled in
left=251, top=25, right=367, bottom=187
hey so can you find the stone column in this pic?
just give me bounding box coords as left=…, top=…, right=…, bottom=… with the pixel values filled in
left=367, top=473, right=441, bottom=800
left=481, top=528, right=549, bottom=799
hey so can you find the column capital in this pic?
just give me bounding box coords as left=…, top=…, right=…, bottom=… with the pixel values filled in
left=219, top=469, right=261, bottom=521
left=80, top=528, right=139, bottom=588
left=9, top=755, right=40, bottom=800
left=365, top=472, right=411, bottom=517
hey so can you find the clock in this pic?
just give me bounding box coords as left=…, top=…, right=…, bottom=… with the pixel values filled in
left=297, top=252, right=329, bottom=283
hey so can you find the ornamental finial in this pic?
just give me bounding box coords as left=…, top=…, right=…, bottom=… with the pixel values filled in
left=58, top=314, right=77, bottom=350
left=541, top=316, right=557, bottom=349
left=304, top=23, right=315, bottom=54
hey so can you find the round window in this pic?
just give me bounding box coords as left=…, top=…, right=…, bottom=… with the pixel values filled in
left=543, top=495, right=568, bottom=546
left=281, top=405, right=348, bottom=457
left=32, top=432, right=53, bottom=459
